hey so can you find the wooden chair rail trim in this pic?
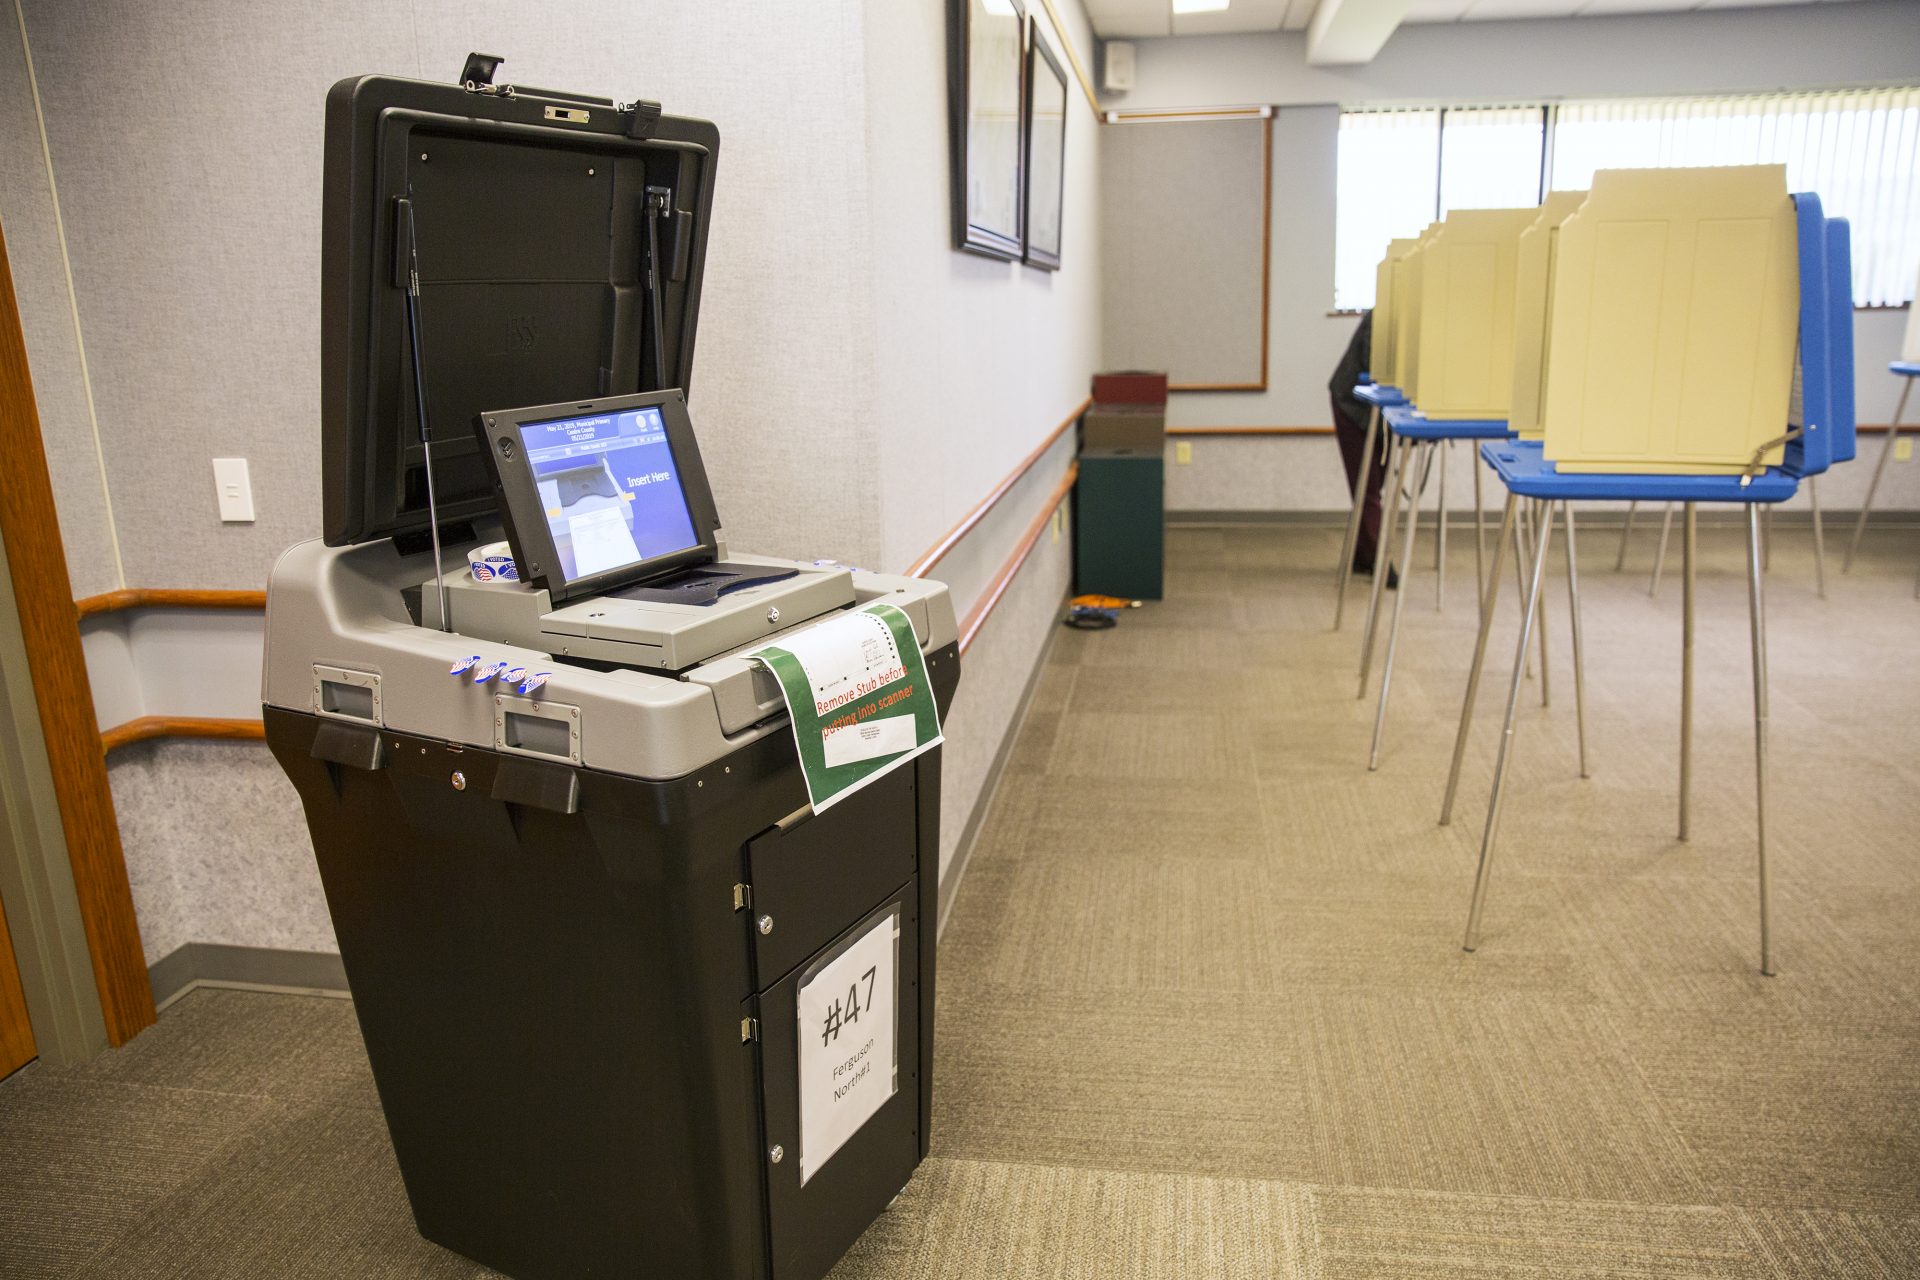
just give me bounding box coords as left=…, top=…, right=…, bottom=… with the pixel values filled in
left=906, top=397, right=1089, bottom=579
left=76, top=588, right=267, bottom=618
left=1169, top=382, right=1268, bottom=393
left=959, top=462, right=1077, bottom=655
left=100, top=716, right=266, bottom=754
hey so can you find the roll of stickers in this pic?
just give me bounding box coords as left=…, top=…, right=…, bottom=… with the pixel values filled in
left=467, top=541, right=520, bottom=583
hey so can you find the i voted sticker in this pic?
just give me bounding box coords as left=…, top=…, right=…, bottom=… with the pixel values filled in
left=503, top=667, right=527, bottom=685
left=519, top=671, right=551, bottom=695
left=449, top=655, right=482, bottom=676
left=473, top=661, right=508, bottom=683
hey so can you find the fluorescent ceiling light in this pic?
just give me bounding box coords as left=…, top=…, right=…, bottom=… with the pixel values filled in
left=1172, top=0, right=1232, bottom=13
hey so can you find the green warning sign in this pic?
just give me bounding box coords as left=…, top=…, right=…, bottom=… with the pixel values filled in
left=749, top=603, right=944, bottom=813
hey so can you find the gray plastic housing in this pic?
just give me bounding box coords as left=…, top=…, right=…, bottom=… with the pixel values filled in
left=263, top=537, right=956, bottom=781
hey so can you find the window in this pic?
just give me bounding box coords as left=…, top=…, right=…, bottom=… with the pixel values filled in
left=1333, top=109, right=1439, bottom=315
left=1552, top=91, right=1920, bottom=308
left=1335, top=88, right=1920, bottom=311
left=1335, top=106, right=1546, bottom=310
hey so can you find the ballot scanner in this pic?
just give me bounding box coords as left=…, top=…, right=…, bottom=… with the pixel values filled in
left=262, top=64, right=957, bottom=1280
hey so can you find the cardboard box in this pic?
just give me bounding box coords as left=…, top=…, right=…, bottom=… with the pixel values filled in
left=1082, top=407, right=1165, bottom=452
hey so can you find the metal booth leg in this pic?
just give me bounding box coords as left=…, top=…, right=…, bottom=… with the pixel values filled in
left=1564, top=503, right=1590, bottom=780
left=1535, top=501, right=1552, bottom=709
left=1650, top=502, right=1675, bottom=597
left=1441, top=494, right=1519, bottom=827
left=1845, top=376, right=1910, bottom=573
left=1359, top=436, right=1410, bottom=696
left=1436, top=442, right=1449, bottom=612
left=1514, top=503, right=1536, bottom=682
left=1615, top=500, right=1639, bottom=571
left=1680, top=502, right=1696, bottom=841
left=1463, top=491, right=1558, bottom=952
left=1371, top=443, right=1435, bottom=769
left=1810, top=477, right=1827, bottom=600
left=1763, top=505, right=1773, bottom=572
left=1473, top=453, right=1487, bottom=610
left=1333, top=403, right=1381, bottom=628
left=1747, top=503, right=1776, bottom=977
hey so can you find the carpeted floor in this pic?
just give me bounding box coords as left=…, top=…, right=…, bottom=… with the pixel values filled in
left=3, top=521, right=1917, bottom=1278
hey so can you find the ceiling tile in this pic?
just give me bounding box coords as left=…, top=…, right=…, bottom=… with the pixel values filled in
left=1401, top=0, right=1475, bottom=20
left=1082, top=0, right=1172, bottom=38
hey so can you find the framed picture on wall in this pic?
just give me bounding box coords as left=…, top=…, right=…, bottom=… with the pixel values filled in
left=949, top=0, right=1026, bottom=261
left=1023, top=31, right=1067, bottom=271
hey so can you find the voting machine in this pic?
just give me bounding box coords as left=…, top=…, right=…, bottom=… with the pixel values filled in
left=262, top=64, right=958, bottom=1280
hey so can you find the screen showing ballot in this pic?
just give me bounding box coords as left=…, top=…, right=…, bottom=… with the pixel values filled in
left=519, top=407, right=700, bottom=583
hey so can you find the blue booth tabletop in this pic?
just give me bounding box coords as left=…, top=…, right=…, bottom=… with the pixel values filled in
left=1384, top=404, right=1513, bottom=440
left=1480, top=440, right=1799, bottom=503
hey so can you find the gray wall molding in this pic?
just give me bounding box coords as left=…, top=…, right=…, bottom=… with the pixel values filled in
left=149, top=942, right=348, bottom=1010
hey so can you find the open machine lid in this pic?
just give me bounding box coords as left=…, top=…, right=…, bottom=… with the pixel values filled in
left=321, top=58, right=719, bottom=546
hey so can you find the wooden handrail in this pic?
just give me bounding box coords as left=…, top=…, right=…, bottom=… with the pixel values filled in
left=959, top=463, right=1078, bottom=655
left=907, top=397, right=1088, bottom=578
left=101, top=716, right=266, bottom=754
left=76, top=588, right=266, bottom=618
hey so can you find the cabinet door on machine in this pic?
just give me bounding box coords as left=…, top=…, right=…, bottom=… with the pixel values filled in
left=744, top=767, right=917, bottom=988
left=0, top=891, right=35, bottom=1079
left=756, top=893, right=921, bottom=1280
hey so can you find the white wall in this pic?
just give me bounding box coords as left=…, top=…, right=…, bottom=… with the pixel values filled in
left=1103, top=0, right=1920, bottom=515
left=861, top=0, right=1104, bottom=879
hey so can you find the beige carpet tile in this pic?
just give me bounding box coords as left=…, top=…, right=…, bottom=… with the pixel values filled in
left=931, top=983, right=1316, bottom=1183
left=830, top=1157, right=1317, bottom=1280
left=971, top=771, right=1273, bottom=867
left=1737, top=1206, right=1920, bottom=1279
left=1283, top=990, right=1709, bottom=1204
left=0, top=1075, right=274, bottom=1278
left=1607, top=1008, right=1920, bottom=1213
left=1046, top=709, right=1258, bottom=783
left=1311, top=1185, right=1754, bottom=1279
left=69, top=1101, right=496, bottom=1280
left=934, top=854, right=1288, bottom=994
left=71, top=988, right=377, bottom=1107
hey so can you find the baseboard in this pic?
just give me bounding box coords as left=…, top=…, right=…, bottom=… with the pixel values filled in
left=149, top=942, right=349, bottom=1011
left=936, top=594, right=1066, bottom=941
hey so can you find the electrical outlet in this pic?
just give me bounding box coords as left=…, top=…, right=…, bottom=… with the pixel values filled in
left=1896, top=437, right=1913, bottom=463
left=1175, top=440, right=1193, bottom=465
left=212, top=457, right=255, bottom=522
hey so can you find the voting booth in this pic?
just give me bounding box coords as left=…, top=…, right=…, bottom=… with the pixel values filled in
left=1541, top=165, right=1800, bottom=474
left=1411, top=207, right=1538, bottom=421
left=263, top=68, right=958, bottom=1280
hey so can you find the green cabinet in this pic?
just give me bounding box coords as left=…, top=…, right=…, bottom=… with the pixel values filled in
left=1074, top=446, right=1163, bottom=600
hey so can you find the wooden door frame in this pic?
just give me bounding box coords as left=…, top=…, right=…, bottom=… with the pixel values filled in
left=0, top=221, right=153, bottom=1050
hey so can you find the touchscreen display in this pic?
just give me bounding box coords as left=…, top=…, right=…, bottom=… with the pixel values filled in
left=519, top=407, right=700, bottom=583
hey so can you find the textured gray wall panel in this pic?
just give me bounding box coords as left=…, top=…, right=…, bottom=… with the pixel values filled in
left=1101, top=117, right=1266, bottom=387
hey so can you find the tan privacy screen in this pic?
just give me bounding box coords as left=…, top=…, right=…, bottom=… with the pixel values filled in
left=1394, top=224, right=1440, bottom=401
left=1415, top=208, right=1539, bottom=421
left=1543, top=165, right=1798, bottom=475
left=1101, top=117, right=1269, bottom=389
left=1509, top=191, right=1588, bottom=441
left=1371, top=237, right=1420, bottom=390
